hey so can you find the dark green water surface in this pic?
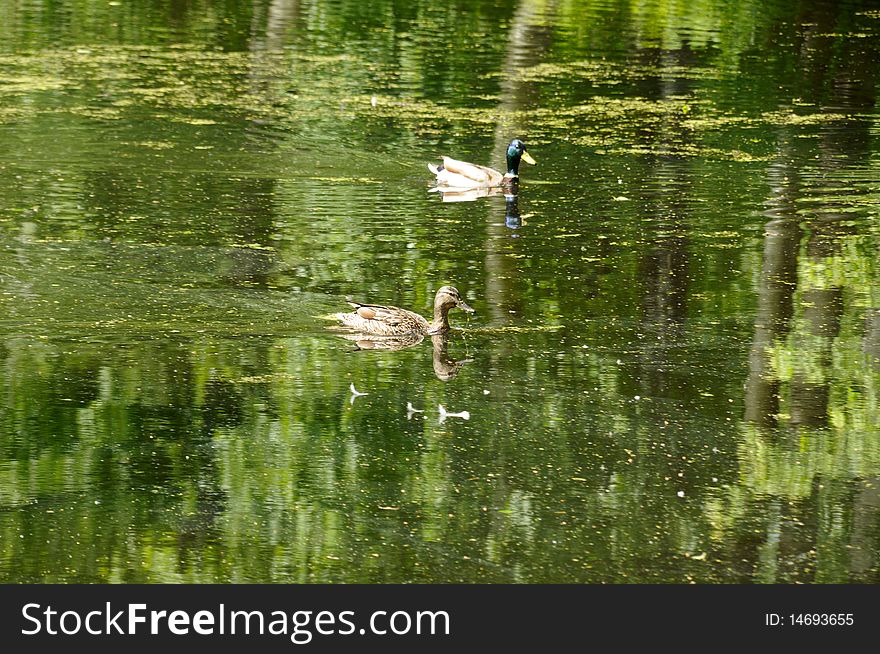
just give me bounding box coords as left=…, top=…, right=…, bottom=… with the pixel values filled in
left=2, top=0, right=880, bottom=582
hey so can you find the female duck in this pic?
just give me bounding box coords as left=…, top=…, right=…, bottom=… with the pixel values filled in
left=334, top=286, right=474, bottom=336
left=429, top=139, right=536, bottom=190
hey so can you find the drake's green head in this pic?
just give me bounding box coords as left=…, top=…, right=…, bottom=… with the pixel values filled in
left=506, top=139, right=537, bottom=177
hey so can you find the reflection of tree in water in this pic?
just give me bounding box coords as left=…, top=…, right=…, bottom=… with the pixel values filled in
left=745, top=33, right=876, bottom=427
left=738, top=1, right=880, bottom=581
left=628, top=40, right=699, bottom=399
left=3, top=0, right=880, bottom=583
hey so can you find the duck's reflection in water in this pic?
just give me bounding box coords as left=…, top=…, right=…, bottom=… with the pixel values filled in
left=334, top=332, right=472, bottom=381
left=505, top=193, right=521, bottom=230
left=430, top=334, right=474, bottom=381
left=430, top=187, right=523, bottom=235
left=428, top=186, right=505, bottom=202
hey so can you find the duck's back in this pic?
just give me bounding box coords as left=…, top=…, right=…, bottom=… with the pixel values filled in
left=430, top=156, right=504, bottom=188
left=336, top=302, right=429, bottom=335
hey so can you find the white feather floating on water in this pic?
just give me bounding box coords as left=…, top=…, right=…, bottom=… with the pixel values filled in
left=438, top=404, right=470, bottom=423
left=349, top=383, right=368, bottom=405
left=406, top=402, right=424, bottom=419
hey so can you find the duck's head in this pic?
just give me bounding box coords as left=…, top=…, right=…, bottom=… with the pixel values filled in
left=506, top=139, right=537, bottom=177
left=435, top=286, right=475, bottom=314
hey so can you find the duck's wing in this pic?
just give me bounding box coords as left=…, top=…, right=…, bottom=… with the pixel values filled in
left=441, top=157, right=505, bottom=186
left=429, top=168, right=486, bottom=189
left=336, top=303, right=428, bottom=333
left=429, top=157, right=504, bottom=188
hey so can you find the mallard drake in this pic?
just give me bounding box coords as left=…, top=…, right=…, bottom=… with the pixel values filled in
left=428, top=139, right=536, bottom=190
left=334, top=286, right=474, bottom=336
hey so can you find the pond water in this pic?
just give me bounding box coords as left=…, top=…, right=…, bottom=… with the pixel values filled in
left=1, top=0, right=880, bottom=583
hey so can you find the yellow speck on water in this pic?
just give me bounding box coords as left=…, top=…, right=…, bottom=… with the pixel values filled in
left=172, top=117, right=218, bottom=125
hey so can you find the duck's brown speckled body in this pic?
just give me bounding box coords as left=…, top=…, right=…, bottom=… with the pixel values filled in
left=334, top=286, right=474, bottom=336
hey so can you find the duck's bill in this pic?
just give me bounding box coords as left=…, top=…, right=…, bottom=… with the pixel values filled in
left=521, top=151, right=537, bottom=165
left=458, top=300, right=475, bottom=313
